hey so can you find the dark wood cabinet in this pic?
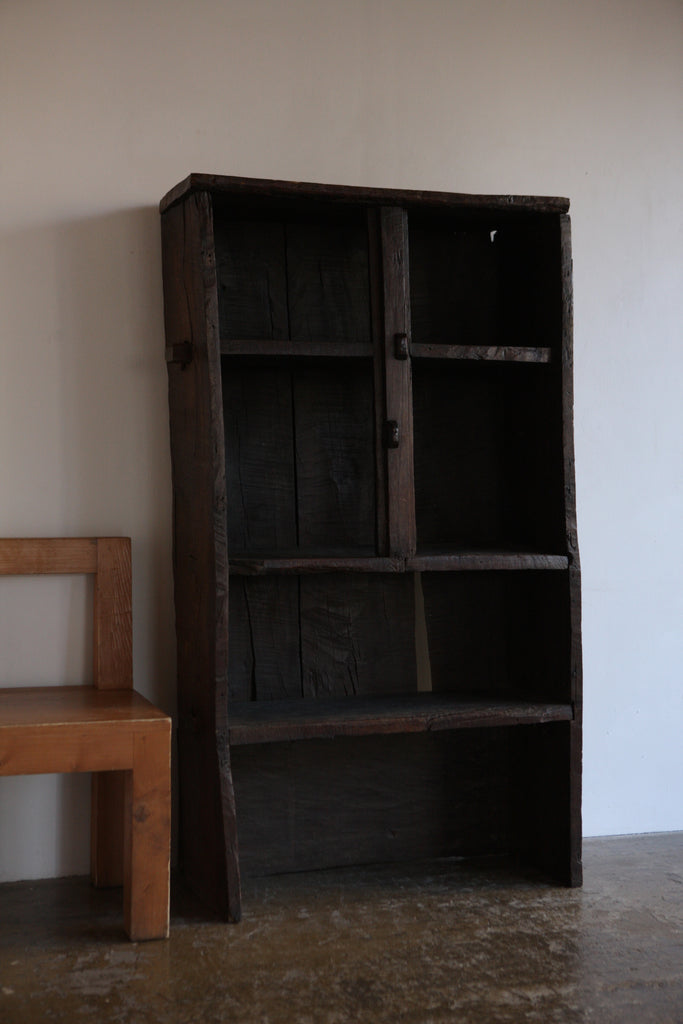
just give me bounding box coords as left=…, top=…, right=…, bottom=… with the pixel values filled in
left=160, top=174, right=582, bottom=921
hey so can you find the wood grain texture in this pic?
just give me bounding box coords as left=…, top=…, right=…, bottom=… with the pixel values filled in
left=410, top=343, right=551, bottom=363
left=123, top=729, right=172, bottom=940
left=286, top=220, right=371, bottom=346
left=91, top=770, right=126, bottom=887
left=0, top=538, right=98, bottom=575
left=294, top=365, right=376, bottom=551
left=94, top=537, right=133, bottom=690
left=228, top=695, right=572, bottom=745
left=300, top=575, right=416, bottom=698
left=162, top=194, right=241, bottom=921
left=214, top=219, right=289, bottom=341
left=231, top=729, right=520, bottom=878
left=160, top=173, right=570, bottom=216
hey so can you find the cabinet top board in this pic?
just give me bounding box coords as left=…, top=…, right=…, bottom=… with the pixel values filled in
left=159, top=173, right=570, bottom=216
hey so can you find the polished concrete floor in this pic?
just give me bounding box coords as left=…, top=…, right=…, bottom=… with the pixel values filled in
left=0, top=833, right=681, bottom=1023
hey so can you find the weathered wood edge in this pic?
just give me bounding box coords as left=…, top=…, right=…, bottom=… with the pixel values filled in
left=160, top=173, right=570, bottom=216
left=227, top=695, right=574, bottom=746
left=162, top=192, right=241, bottom=921
left=560, top=213, right=583, bottom=886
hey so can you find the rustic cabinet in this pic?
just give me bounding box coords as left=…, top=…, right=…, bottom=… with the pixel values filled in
left=160, top=174, right=582, bottom=921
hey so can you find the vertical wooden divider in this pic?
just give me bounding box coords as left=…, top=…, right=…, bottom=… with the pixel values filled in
left=380, top=207, right=416, bottom=559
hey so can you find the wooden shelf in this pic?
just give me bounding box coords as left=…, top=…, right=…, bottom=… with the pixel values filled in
left=230, top=551, right=568, bottom=574
left=407, top=551, right=569, bottom=571
left=228, top=694, right=574, bottom=745
left=410, top=343, right=552, bottom=363
left=221, top=339, right=373, bottom=359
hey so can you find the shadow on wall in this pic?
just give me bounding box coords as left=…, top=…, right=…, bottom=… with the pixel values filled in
left=0, top=205, right=176, bottom=881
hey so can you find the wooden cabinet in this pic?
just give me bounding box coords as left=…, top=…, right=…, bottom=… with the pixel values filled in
left=160, top=175, right=582, bottom=921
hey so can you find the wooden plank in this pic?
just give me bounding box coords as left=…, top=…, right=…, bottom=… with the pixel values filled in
left=94, top=537, right=133, bottom=690
left=214, top=219, right=288, bottom=341
left=286, top=220, right=371, bottom=346
left=407, top=552, right=568, bottom=571
left=123, top=727, right=172, bottom=940
left=381, top=207, right=416, bottom=558
left=91, top=770, right=126, bottom=888
left=162, top=194, right=241, bottom=921
left=229, top=555, right=402, bottom=574
left=160, top=173, right=570, bottom=216
left=228, top=694, right=573, bottom=745
left=294, top=365, right=376, bottom=551
left=410, top=343, right=551, bottom=363
left=223, top=365, right=297, bottom=554
left=299, top=575, right=416, bottom=699
left=0, top=685, right=169, bottom=727
left=227, top=577, right=302, bottom=701
left=367, top=209, right=389, bottom=556
left=231, top=730, right=521, bottom=878
left=221, top=340, right=372, bottom=358
left=0, top=538, right=98, bottom=575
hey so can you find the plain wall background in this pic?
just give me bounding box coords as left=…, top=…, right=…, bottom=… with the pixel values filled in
left=0, top=0, right=681, bottom=881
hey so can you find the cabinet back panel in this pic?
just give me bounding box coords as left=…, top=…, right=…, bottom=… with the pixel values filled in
left=215, top=212, right=371, bottom=347
left=413, top=361, right=564, bottom=550
left=232, top=729, right=517, bottom=878
left=215, top=220, right=289, bottom=340
left=408, top=215, right=561, bottom=350
left=409, top=223, right=499, bottom=346
left=421, top=571, right=571, bottom=701
left=228, top=574, right=417, bottom=702
left=224, top=362, right=376, bottom=555
left=287, top=222, right=371, bottom=345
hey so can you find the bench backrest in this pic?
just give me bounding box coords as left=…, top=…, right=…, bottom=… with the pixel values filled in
left=0, top=538, right=132, bottom=690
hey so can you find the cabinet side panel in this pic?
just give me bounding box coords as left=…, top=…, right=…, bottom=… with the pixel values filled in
left=162, top=195, right=240, bottom=919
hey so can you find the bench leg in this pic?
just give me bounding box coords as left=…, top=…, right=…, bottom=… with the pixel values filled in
left=91, top=771, right=126, bottom=887
left=123, top=729, right=171, bottom=941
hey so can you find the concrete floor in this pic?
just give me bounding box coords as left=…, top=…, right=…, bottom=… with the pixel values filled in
left=0, top=834, right=681, bottom=1023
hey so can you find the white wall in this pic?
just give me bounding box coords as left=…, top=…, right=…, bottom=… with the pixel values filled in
left=0, top=0, right=681, bottom=880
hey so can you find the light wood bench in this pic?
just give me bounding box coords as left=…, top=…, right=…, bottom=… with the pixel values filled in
left=0, top=538, right=171, bottom=940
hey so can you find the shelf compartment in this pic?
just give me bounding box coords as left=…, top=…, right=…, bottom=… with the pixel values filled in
left=410, top=343, right=552, bottom=363
left=408, top=215, right=562, bottom=351
left=214, top=213, right=371, bottom=348
left=228, top=694, right=573, bottom=745
left=413, top=360, right=565, bottom=552
left=224, top=360, right=377, bottom=557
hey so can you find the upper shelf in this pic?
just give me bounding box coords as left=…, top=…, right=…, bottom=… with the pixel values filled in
left=220, top=340, right=552, bottom=363
left=221, top=339, right=373, bottom=359
left=410, top=344, right=552, bottom=364
left=229, top=551, right=569, bottom=574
